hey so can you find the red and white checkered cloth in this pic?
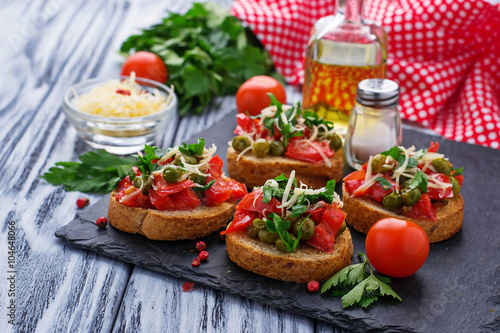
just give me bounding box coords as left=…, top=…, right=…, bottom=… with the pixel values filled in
left=232, top=0, right=500, bottom=149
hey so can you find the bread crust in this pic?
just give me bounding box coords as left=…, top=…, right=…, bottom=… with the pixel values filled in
left=108, top=190, right=236, bottom=240
left=226, top=146, right=344, bottom=189
left=342, top=183, right=464, bottom=243
left=225, top=228, right=353, bottom=283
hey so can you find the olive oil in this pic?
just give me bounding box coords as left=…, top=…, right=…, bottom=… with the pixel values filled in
left=302, top=0, right=387, bottom=136
left=302, top=57, right=386, bottom=133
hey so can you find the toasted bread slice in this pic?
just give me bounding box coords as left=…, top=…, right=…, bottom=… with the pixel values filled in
left=108, top=190, right=236, bottom=240
left=342, top=183, right=464, bottom=243
left=226, top=146, right=344, bottom=189
left=225, top=228, right=353, bottom=283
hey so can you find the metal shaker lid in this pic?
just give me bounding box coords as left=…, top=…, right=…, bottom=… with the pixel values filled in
left=356, top=79, right=400, bottom=109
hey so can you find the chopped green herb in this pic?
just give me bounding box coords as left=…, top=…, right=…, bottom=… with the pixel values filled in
left=375, top=177, right=393, bottom=190
left=321, top=253, right=401, bottom=308
left=452, top=166, right=464, bottom=176
left=266, top=213, right=300, bottom=253
left=178, top=138, right=206, bottom=156
left=193, top=179, right=216, bottom=192
left=408, top=171, right=428, bottom=193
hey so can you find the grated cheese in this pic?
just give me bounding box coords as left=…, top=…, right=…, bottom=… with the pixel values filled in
left=74, top=72, right=171, bottom=118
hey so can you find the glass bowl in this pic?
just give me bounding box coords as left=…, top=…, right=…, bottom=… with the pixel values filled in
left=63, top=76, right=177, bottom=155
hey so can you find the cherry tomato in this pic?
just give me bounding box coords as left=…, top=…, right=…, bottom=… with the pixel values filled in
left=236, top=75, right=286, bottom=116
left=365, top=218, right=429, bottom=278
left=121, top=51, right=168, bottom=83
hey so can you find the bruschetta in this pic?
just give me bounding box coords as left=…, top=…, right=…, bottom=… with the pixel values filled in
left=223, top=172, right=353, bottom=283
left=226, top=96, right=344, bottom=189
left=107, top=139, right=247, bottom=240
left=342, top=142, right=464, bottom=243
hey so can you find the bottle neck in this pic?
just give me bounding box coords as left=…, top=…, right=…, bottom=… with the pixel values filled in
left=344, top=0, right=364, bottom=24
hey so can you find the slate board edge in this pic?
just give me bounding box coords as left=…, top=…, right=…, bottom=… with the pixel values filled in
left=55, top=212, right=416, bottom=333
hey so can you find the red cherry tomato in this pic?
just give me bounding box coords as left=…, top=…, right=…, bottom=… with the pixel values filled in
left=236, top=75, right=286, bottom=116
left=365, top=218, right=429, bottom=278
left=121, top=51, right=168, bottom=83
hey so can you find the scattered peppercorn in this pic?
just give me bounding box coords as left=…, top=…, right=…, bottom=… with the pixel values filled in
left=116, top=89, right=131, bottom=96
left=307, top=280, right=319, bottom=292
left=76, top=197, right=89, bottom=209
left=195, top=241, right=206, bottom=251
left=96, top=216, right=108, bottom=228
left=182, top=281, right=194, bottom=292
left=192, top=257, right=200, bottom=266
left=199, top=250, right=209, bottom=261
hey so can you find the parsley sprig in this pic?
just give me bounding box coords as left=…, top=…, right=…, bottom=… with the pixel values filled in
left=40, top=150, right=137, bottom=193
left=41, top=139, right=214, bottom=193
left=321, top=253, right=401, bottom=308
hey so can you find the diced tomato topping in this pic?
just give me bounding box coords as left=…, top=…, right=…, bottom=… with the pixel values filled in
left=307, top=203, right=327, bottom=224
left=343, top=170, right=366, bottom=195
left=307, top=223, right=335, bottom=253
left=454, top=174, right=464, bottom=186
left=116, top=187, right=154, bottom=209
left=236, top=189, right=281, bottom=216
left=285, top=139, right=334, bottom=164
left=152, top=174, right=194, bottom=197
left=405, top=193, right=437, bottom=221
left=369, top=175, right=399, bottom=202
left=204, top=178, right=232, bottom=206
left=203, top=174, right=248, bottom=206
left=148, top=188, right=173, bottom=210
left=207, top=155, right=224, bottom=178
left=225, top=179, right=248, bottom=200
left=169, top=188, right=201, bottom=209
left=428, top=142, right=440, bottom=153
left=221, top=210, right=257, bottom=235
left=427, top=174, right=454, bottom=200
left=306, top=205, right=346, bottom=252
left=234, top=113, right=254, bottom=134
left=116, top=176, right=133, bottom=192
left=321, top=207, right=347, bottom=237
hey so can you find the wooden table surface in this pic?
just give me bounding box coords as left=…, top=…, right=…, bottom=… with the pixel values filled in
left=0, top=1, right=350, bottom=332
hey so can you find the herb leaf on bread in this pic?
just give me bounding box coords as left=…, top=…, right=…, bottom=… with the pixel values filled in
left=321, top=253, right=401, bottom=308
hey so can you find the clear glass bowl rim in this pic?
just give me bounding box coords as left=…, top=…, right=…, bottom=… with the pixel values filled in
left=63, top=76, right=177, bottom=124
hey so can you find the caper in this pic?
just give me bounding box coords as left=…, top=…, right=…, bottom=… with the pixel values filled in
left=382, top=191, right=403, bottom=211
left=292, top=217, right=316, bottom=241
left=269, top=140, right=285, bottom=156
left=174, top=154, right=197, bottom=165
left=253, top=139, right=270, bottom=158
left=247, top=226, right=259, bottom=239
left=133, top=176, right=151, bottom=194
left=275, top=238, right=289, bottom=253
left=450, top=177, right=461, bottom=196
left=252, top=218, right=266, bottom=229
left=399, top=175, right=411, bottom=186
left=232, top=136, right=251, bottom=152
left=401, top=187, right=421, bottom=207
left=133, top=177, right=143, bottom=189
left=432, top=158, right=451, bottom=175
left=163, top=165, right=183, bottom=183
left=141, top=177, right=152, bottom=195
left=371, top=154, right=392, bottom=174
left=258, top=229, right=279, bottom=244
left=190, top=173, right=207, bottom=186
left=328, top=133, right=342, bottom=152
left=336, top=221, right=347, bottom=238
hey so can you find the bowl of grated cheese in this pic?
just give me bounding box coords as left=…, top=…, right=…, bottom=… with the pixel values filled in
left=63, top=74, right=177, bottom=155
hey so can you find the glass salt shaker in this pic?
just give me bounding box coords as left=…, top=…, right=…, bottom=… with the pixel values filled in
left=344, top=79, right=402, bottom=170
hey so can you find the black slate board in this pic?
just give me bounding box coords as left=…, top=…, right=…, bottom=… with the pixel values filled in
left=56, top=112, right=500, bottom=332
